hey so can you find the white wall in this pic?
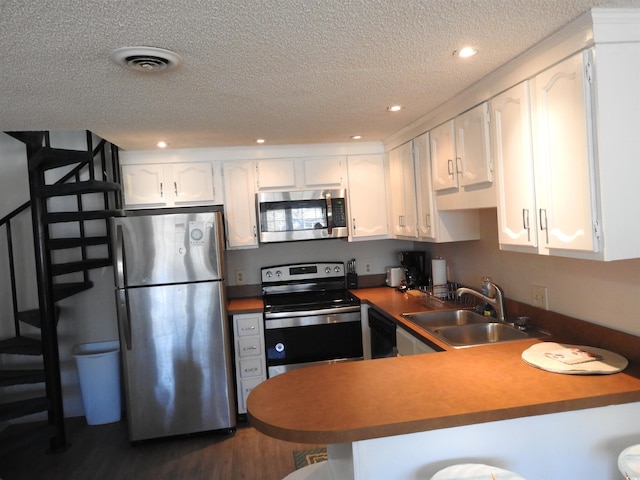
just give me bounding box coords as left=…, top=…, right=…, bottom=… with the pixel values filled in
left=225, top=238, right=414, bottom=286
left=423, top=209, right=640, bottom=336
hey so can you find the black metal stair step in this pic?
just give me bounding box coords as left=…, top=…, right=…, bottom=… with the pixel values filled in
left=28, top=146, right=91, bottom=171
left=34, top=180, right=121, bottom=198
left=48, top=235, right=110, bottom=250
left=0, top=369, right=46, bottom=387
left=0, top=336, right=42, bottom=356
left=43, top=209, right=125, bottom=224
left=53, top=281, right=94, bottom=301
left=0, top=397, right=49, bottom=422
left=17, top=307, right=60, bottom=329
left=51, top=258, right=112, bottom=276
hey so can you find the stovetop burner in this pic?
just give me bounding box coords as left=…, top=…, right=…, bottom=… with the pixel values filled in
left=261, top=261, right=360, bottom=317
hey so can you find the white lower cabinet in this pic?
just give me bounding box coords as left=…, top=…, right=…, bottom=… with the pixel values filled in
left=396, top=327, right=436, bottom=356
left=232, top=313, right=266, bottom=415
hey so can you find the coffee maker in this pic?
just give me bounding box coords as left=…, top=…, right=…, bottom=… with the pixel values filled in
left=398, top=251, right=428, bottom=288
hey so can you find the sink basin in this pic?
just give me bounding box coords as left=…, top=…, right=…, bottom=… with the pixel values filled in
left=431, top=323, right=530, bottom=347
left=401, top=309, right=549, bottom=348
left=401, top=309, right=492, bottom=329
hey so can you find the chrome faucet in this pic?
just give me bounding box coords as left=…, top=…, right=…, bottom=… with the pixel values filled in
left=456, top=282, right=507, bottom=323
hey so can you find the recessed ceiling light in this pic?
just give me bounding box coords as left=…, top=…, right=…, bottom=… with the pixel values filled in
left=157, top=141, right=168, bottom=148
left=387, top=105, right=402, bottom=112
left=351, top=135, right=362, bottom=140
left=255, top=138, right=266, bottom=144
left=454, top=47, right=478, bottom=58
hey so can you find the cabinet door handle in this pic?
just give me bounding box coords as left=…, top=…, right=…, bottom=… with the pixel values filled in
left=522, top=209, right=530, bottom=242
left=352, top=217, right=357, bottom=231
left=243, top=345, right=258, bottom=351
left=253, top=225, right=257, bottom=238
left=447, top=159, right=454, bottom=176
left=456, top=157, right=463, bottom=175
left=539, top=208, right=549, bottom=244
left=160, top=182, right=164, bottom=198
left=426, top=213, right=431, bottom=230
left=174, top=181, right=178, bottom=197
left=241, top=326, right=256, bottom=331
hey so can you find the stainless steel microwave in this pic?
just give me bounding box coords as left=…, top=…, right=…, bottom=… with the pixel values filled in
left=256, top=189, right=348, bottom=243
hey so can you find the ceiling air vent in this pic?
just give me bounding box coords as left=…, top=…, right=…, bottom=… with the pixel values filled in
left=110, top=46, right=182, bottom=72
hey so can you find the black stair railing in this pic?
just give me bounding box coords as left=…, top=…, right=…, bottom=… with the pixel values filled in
left=1, top=201, right=32, bottom=338
left=1, top=130, right=122, bottom=452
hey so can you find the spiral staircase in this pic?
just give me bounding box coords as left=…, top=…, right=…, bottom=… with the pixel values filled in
left=0, top=131, right=122, bottom=451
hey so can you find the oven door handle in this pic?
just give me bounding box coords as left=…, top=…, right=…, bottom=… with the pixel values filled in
left=325, top=191, right=333, bottom=234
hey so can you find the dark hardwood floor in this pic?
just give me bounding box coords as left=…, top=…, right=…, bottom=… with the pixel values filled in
left=0, top=417, right=324, bottom=480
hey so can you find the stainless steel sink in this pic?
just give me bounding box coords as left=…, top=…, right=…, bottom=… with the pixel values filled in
left=431, top=322, right=530, bottom=347
left=401, top=309, right=492, bottom=329
left=400, top=309, right=549, bottom=348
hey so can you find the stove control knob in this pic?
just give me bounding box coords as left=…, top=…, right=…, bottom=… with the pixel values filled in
left=325, top=267, right=331, bottom=273
left=265, top=270, right=272, bottom=278
left=275, top=270, right=282, bottom=277
left=334, top=266, right=341, bottom=273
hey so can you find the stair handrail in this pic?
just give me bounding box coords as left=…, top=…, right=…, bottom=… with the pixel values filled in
left=1, top=200, right=32, bottom=337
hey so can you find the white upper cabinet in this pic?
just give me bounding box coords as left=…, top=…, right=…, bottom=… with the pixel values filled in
left=455, top=103, right=492, bottom=187
left=492, top=53, right=597, bottom=255
left=491, top=82, right=538, bottom=251
left=431, top=104, right=492, bottom=192
left=414, top=132, right=480, bottom=243
left=531, top=50, right=597, bottom=254
left=303, top=156, right=344, bottom=187
left=255, top=158, right=296, bottom=190
left=388, top=142, right=418, bottom=238
left=121, top=162, right=216, bottom=208
left=430, top=120, right=457, bottom=192
left=255, top=156, right=345, bottom=190
left=346, top=154, right=389, bottom=240
left=413, top=133, right=437, bottom=241
left=222, top=160, right=258, bottom=249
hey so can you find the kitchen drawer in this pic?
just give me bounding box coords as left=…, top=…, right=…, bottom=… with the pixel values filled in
left=238, top=357, right=265, bottom=379
left=239, top=376, right=264, bottom=414
left=235, top=314, right=262, bottom=337
left=237, top=336, right=263, bottom=358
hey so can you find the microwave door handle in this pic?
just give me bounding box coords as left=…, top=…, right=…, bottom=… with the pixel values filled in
left=325, top=192, right=333, bottom=234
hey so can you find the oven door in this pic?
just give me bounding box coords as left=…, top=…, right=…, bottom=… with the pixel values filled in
left=264, top=311, right=362, bottom=377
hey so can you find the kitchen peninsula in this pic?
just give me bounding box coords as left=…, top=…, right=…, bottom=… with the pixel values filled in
left=247, top=287, right=640, bottom=480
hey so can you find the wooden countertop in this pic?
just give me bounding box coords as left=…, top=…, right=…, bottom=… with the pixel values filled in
left=227, top=297, right=263, bottom=314
left=247, top=287, right=640, bottom=445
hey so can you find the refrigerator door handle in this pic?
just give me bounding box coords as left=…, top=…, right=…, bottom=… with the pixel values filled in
left=117, top=289, right=132, bottom=350
left=114, top=225, right=126, bottom=288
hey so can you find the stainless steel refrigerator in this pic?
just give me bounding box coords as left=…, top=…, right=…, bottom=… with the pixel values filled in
left=111, top=209, right=236, bottom=441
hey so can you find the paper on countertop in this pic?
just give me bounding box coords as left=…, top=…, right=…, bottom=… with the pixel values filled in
left=522, top=342, right=628, bottom=374
left=619, top=445, right=640, bottom=478
left=544, top=347, right=601, bottom=365
left=429, top=463, right=527, bottom=480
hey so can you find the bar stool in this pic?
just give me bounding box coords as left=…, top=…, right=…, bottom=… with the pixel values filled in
left=430, top=463, right=526, bottom=479
left=618, top=445, right=640, bottom=479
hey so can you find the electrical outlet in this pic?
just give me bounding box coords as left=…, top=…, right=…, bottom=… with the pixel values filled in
left=531, top=285, right=549, bottom=309
left=235, top=270, right=246, bottom=285
left=364, top=262, right=372, bottom=273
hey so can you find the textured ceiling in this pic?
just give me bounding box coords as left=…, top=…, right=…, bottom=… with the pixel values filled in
left=1, top=0, right=640, bottom=151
